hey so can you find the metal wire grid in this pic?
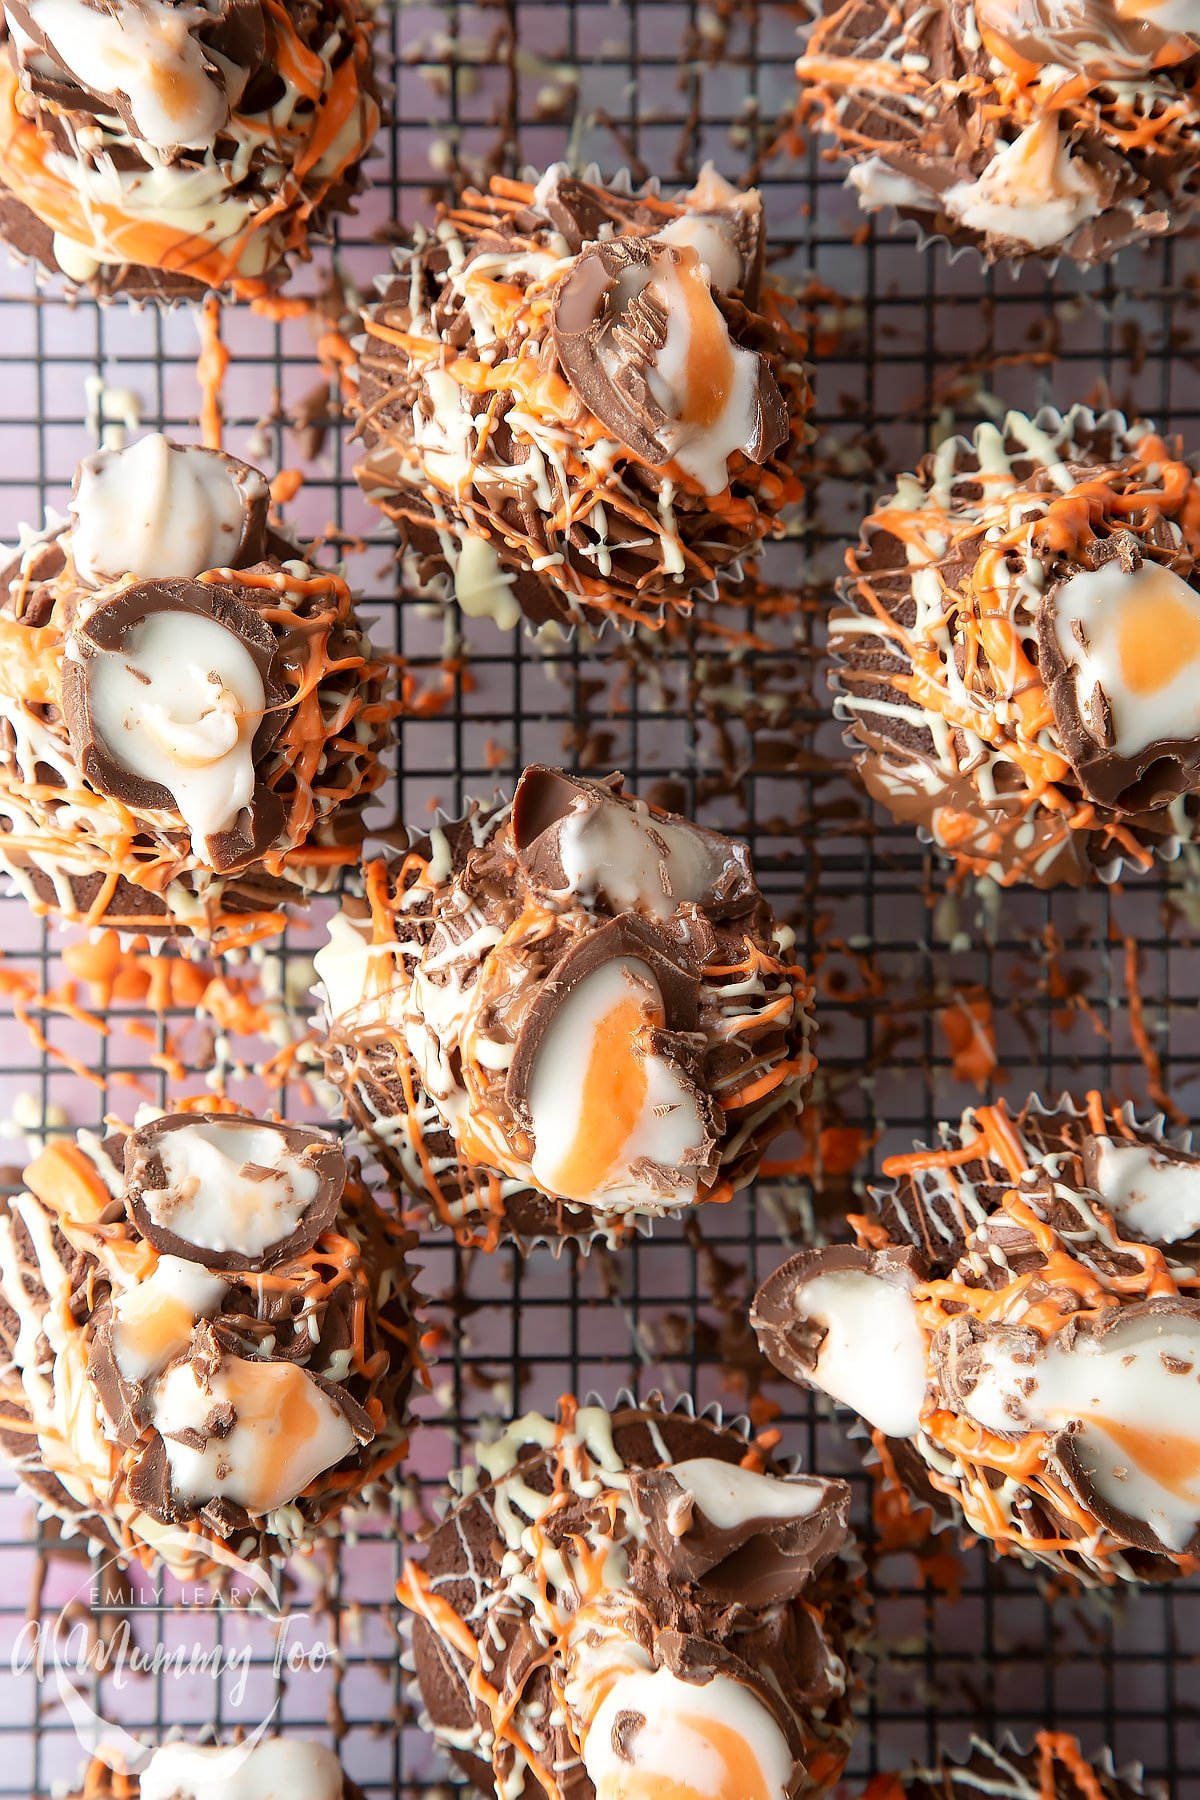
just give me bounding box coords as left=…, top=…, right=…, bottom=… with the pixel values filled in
left=0, top=1, right=1197, bottom=1794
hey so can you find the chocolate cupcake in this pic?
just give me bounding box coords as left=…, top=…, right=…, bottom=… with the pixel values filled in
left=830, top=404, right=1200, bottom=888
left=349, top=164, right=810, bottom=631
left=315, top=765, right=817, bottom=1251
left=865, top=1733, right=1156, bottom=1800
left=752, top=1092, right=1200, bottom=1585
left=796, top=1, right=1200, bottom=265
left=73, top=1741, right=365, bottom=1800
left=0, top=433, right=391, bottom=945
left=0, top=1109, right=421, bottom=1579
left=397, top=1395, right=862, bottom=1800
left=0, top=0, right=380, bottom=302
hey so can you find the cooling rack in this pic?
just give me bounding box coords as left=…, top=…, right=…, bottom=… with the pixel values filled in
left=0, top=3, right=1199, bottom=1796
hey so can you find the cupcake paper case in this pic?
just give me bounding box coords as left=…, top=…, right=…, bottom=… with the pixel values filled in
left=864, top=1733, right=1158, bottom=1800
left=349, top=163, right=811, bottom=632
left=0, top=0, right=381, bottom=302
left=0, top=1109, right=422, bottom=1580
left=396, top=1394, right=863, bottom=1800
left=796, top=0, right=1200, bottom=266
left=0, top=432, right=392, bottom=946
left=752, top=1092, right=1200, bottom=1586
left=71, top=1741, right=366, bottom=1800
left=830, top=404, right=1200, bottom=888
left=314, top=764, right=817, bottom=1252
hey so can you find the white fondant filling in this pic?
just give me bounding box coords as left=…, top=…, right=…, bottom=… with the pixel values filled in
left=79, top=608, right=266, bottom=856
left=17, top=0, right=229, bottom=153
left=1090, top=1137, right=1200, bottom=1242
left=143, top=1121, right=320, bottom=1258
left=526, top=955, right=705, bottom=1210
left=794, top=1268, right=928, bottom=1438
left=645, top=251, right=765, bottom=495
left=964, top=1311, right=1200, bottom=1552
left=70, top=435, right=262, bottom=584
left=941, top=119, right=1103, bottom=251
left=139, top=1737, right=346, bottom=1800
left=556, top=795, right=720, bottom=919
left=111, top=1254, right=227, bottom=1383
left=667, top=1456, right=827, bottom=1528
left=314, top=908, right=401, bottom=1031
left=1051, top=559, right=1200, bottom=764
left=153, top=1357, right=356, bottom=1514
left=581, top=1665, right=794, bottom=1800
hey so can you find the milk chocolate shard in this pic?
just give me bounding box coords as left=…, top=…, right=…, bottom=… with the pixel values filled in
left=351, top=164, right=810, bottom=631
left=0, top=1110, right=421, bottom=1579
left=0, top=433, right=391, bottom=942
left=752, top=1092, right=1200, bottom=1585
left=0, top=0, right=381, bottom=301
left=796, top=0, right=1200, bottom=266
left=880, top=1732, right=1156, bottom=1800
left=397, top=1397, right=864, bottom=1800
left=315, top=766, right=817, bottom=1251
left=68, top=1737, right=364, bottom=1800
left=627, top=1458, right=852, bottom=1607
left=830, top=403, right=1200, bottom=889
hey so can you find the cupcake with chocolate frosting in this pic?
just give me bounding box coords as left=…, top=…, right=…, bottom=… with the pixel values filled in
left=314, top=765, right=817, bottom=1252
left=796, top=1, right=1200, bottom=264
left=0, top=0, right=380, bottom=301
left=398, top=1395, right=862, bottom=1800
left=350, top=164, right=810, bottom=631
left=0, top=432, right=392, bottom=944
left=864, top=1733, right=1157, bottom=1800
left=752, top=1091, right=1200, bottom=1585
left=830, top=404, right=1200, bottom=888
left=72, top=1741, right=365, bottom=1800
left=0, top=1108, right=422, bottom=1579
